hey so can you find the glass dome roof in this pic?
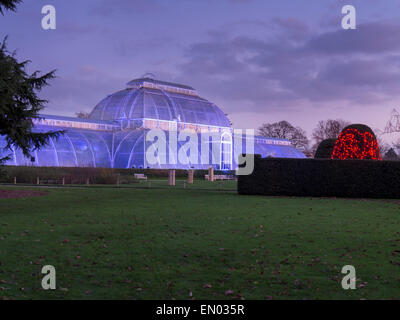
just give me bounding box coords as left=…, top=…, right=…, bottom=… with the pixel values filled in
left=0, top=78, right=307, bottom=169
left=1, top=126, right=112, bottom=168
left=88, top=78, right=231, bottom=128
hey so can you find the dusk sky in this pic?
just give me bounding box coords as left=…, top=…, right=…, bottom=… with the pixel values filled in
left=1, top=0, right=400, bottom=141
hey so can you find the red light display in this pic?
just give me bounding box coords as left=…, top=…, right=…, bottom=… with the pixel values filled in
left=331, top=125, right=382, bottom=160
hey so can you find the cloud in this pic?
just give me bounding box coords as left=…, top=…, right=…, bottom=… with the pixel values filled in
left=272, top=17, right=310, bottom=40
left=56, top=22, right=107, bottom=36
left=40, top=66, right=127, bottom=116
left=306, top=22, right=400, bottom=54
left=178, top=20, right=400, bottom=113
left=91, top=0, right=163, bottom=16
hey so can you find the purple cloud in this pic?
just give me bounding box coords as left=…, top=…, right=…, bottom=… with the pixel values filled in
left=179, top=20, right=400, bottom=113
left=306, top=22, right=400, bottom=54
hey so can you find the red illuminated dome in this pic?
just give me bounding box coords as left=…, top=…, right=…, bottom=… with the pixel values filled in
left=331, top=124, right=382, bottom=160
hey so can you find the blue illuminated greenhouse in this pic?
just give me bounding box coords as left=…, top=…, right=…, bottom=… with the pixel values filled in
left=0, top=78, right=306, bottom=169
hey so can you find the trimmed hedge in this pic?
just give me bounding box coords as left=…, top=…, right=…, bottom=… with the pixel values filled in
left=0, top=165, right=234, bottom=184
left=238, top=155, right=400, bottom=199
left=314, top=138, right=336, bottom=159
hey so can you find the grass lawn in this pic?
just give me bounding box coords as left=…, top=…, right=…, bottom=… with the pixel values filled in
left=1, top=182, right=400, bottom=300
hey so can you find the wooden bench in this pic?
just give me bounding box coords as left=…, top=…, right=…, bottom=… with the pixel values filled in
left=205, top=174, right=234, bottom=181
left=37, top=178, right=64, bottom=185
left=134, top=173, right=147, bottom=180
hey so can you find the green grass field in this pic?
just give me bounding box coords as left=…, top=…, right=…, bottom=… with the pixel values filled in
left=1, top=181, right=400, bottom=300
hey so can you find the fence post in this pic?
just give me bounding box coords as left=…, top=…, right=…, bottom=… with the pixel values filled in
left=86, top=178, right=90, bottom=185
left=183, top=181, right=187, bottom=189
left=14, top=177, right=16, bottom=185
left=188, top=169, right=194, bottom=184
left=147, top=181, right=151, bottom=188
left=36, top=177, right=40, bottom=185
left=62, top=177, right=65, bottom=186
left=168, top=169, right=176, bottom=186
left=208, top=167, right=214, bottom=182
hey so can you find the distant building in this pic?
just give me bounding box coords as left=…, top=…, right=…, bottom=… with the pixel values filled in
left=0, top=78, right=306, bottom=169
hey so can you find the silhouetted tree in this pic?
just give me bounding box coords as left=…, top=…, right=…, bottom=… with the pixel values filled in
left=0, top=37, right=62, bottom=163
left=376, top=136, right=390, bottom=156
left=312, top=119, right=350, bottom=154
left=258, top=121, right=309, bottom=152
left=0, top=0, right=22, bottom=15
left=384, top=148, right=398, bottom=161
left=75, top=111, right=90, bottom=119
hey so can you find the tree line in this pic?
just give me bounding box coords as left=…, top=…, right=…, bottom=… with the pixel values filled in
left=257, top=119, right=397, bottom=158
left=258, top=119, right=350, bottom=157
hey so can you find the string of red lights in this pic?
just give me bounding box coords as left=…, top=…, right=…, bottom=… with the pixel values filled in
left=331, top=127, right=382, bottom=160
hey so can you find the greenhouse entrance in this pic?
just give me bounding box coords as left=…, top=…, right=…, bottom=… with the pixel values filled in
left=220, top=132, right=232, bottom=170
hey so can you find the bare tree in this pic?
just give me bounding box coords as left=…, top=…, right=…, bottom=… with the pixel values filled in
left=377, top=136, right=390, bottom=156
left=75, top=111, right=90, bottom=119
left=380, top=108, right=400, bottom=155
left=258, top=121, right=309, bottom=152
left=312, top=119, right=350, bottom=153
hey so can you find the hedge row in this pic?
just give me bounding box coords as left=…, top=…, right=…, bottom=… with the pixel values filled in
left=238, top=155, right=400, bottom=199
left=0, top=165, right=234, bottom=184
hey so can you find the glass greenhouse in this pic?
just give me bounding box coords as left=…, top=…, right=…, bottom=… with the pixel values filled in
left=0, top=78, right=306, bottom=169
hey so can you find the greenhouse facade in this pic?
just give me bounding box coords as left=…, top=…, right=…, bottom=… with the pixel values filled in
left=0, top=78, right=306, bottom=170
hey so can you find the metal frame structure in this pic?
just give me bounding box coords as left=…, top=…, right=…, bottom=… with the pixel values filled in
left=0, top=78, right=306, bottom=169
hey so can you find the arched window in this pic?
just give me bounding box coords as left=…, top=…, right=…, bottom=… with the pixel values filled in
left=220, top=131, right=232, bottom=170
